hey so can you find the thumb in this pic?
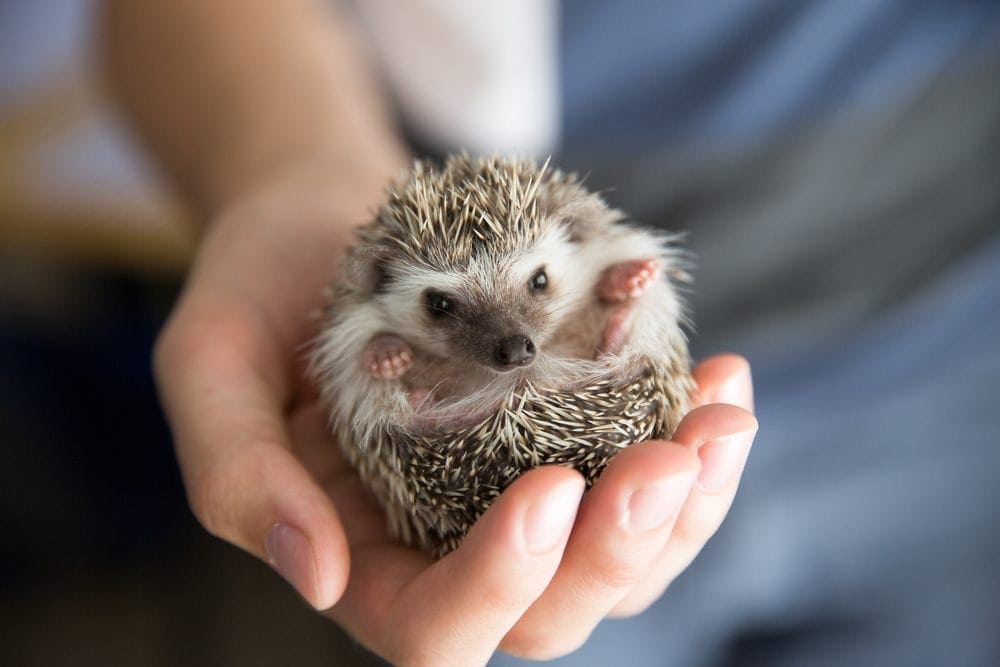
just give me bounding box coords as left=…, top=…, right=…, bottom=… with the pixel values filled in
left=154, top=313, right=349, bottom=610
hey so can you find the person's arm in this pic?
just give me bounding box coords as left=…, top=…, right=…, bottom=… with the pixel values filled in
left=103, top=0, right=405, bottom=216
left=103, top=2, right=757, bottom=663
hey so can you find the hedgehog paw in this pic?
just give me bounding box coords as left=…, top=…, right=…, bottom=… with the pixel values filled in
left=364, top=335, right=413, bottom=379
left=597, top=258, right=661, bottom=303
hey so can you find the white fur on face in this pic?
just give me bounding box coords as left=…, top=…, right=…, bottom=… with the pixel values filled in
left=505, top=224, right=585, bottom=341
left=375, top=263, right=466, bottom=356
left=506, top=224, right=575, bottom=288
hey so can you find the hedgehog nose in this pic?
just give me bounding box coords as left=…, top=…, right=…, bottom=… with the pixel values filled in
left=494, top=336, right=536, bottom=369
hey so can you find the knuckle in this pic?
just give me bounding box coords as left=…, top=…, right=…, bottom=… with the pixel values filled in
left=475, top=570, right=540, bottom=615
left=383, top=617, right=467, bottom=667
left=183, top=463, right=231, bottom=538
left=153, top=317, right=215, bottom=389
left=502, top=626, right=590, bottom=661
left=583, top=548, right=649, bottom=591
left=399, top=642, right=464, bottom=667
left=379, top=639, right=428, bottom=667
left=672, top=497, right=727, bottom=547
left=153, top=307, right=253, bottom=386
left=152, top=317, right=185, bottom=382
left=609, top=586, right=666, bottom=618
left=183, top=454, right=264, bottom=544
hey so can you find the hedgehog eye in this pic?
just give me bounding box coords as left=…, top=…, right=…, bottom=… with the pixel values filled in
left=425, top=290, right=454, bottom=318
left=529, top=268, right=548, bottom=292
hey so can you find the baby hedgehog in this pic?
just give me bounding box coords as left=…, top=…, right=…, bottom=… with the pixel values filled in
left=312, top=155, right=693, bottom=556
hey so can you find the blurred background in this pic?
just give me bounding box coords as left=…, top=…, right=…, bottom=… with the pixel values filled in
left=2, top=2, right=999, bottom=666
left=0, top=3, right=381, bottom=665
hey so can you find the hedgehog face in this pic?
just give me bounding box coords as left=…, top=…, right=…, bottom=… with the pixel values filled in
left=373, top=225, right=583, bottom=373
left=420, top=275, right=543, bottom=371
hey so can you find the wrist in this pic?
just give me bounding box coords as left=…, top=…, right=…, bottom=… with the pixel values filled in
left=183, top=158, right=407, bottom=351
left=203, top=147, right=410, bottom=226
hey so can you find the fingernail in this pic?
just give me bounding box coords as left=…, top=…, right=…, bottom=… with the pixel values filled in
left=625, top=473, right=696, bottom=532
left=697, top=431, right=756, bottom=494
left=713, top=367, right=753, bottom=408
left=265, top=523, right=320, bottom=608
left=523, top=479, right=584, bottom=555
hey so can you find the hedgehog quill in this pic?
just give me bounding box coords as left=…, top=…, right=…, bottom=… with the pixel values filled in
left=312, top=155, right=693, bottom=556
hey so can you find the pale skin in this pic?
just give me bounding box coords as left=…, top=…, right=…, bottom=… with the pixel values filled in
left=102, top=1, right=758, bottom=664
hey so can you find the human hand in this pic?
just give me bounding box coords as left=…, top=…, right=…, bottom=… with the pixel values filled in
left=321, top=354, right=755, bottom=664
left=154, top=177, right=756, bottom=665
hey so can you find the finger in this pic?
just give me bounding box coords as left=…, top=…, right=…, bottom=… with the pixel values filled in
left=155, top=307, right=350, bottom=610
left=328, top=466, right=585, bottom=666
left=610, top=403, right=757, bottom=616
left=691, top=353, right=754, bottom=412
left=500, top=441, right=699, bottom=659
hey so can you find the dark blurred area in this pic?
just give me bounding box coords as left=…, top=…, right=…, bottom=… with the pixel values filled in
left=0, top=4, right=380, bottom=666
left=0, top=263, right=384, bottom=667
left=0, top=261, right=178, bottom=576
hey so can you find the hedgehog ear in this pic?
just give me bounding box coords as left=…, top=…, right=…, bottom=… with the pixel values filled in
left=344, top=245, right=393, bottom=296
left=371, top=258, right=393, bottom=294
left=552, top=195, right=623, bottom=244
left=362, top=252, right=396, bottom=295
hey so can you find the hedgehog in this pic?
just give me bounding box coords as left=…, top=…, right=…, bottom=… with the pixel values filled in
left=312, top=155, right=693, bottom=556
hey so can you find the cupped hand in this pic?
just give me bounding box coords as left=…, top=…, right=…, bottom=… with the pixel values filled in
left=154, top=179, right=757, bottom=666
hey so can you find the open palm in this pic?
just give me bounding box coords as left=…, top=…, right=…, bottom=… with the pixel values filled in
left=155, top=182, right=757, bottom=665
